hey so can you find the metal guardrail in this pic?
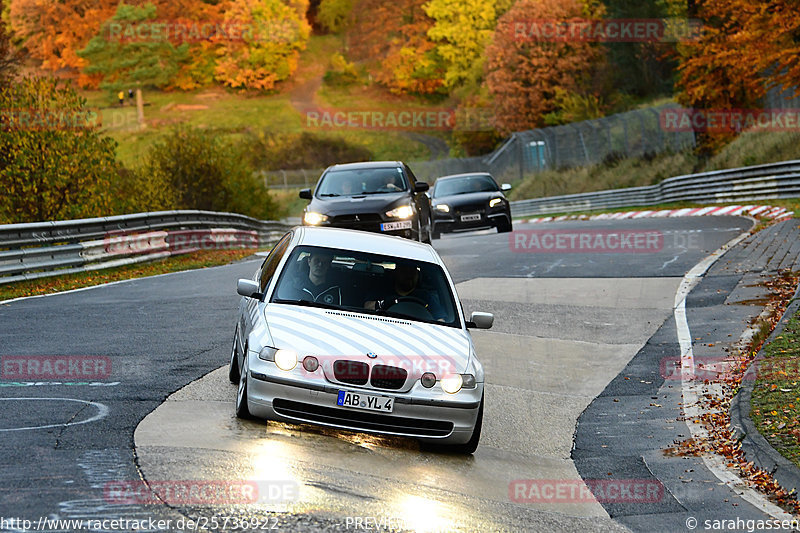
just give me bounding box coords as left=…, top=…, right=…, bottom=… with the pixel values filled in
left=0, top=210, right=292, bottom=285
left=510, top=160, right=800, bottom=217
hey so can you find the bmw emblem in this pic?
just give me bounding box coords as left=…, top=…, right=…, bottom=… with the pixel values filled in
left=366, top=352, right=377, bottom=359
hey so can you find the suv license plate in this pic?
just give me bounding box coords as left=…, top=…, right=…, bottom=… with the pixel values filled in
left=337, top=390, right=394, bottom=413
left=461, top=213, right=481, bottom=222
left=381, top=221, right=413, bottom=231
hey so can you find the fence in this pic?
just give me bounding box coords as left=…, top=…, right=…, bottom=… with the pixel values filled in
left=260, top=103, right=696, bottom=189
left=510, top=159, right=800, bottom=217
left=0, top=211, right=291, bottom=285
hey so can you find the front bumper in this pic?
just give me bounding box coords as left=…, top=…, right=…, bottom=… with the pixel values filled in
left=245, top=353, right=482, bottom=445
left=305, top=218, right=418, bottom=240
left=433, top=210, right=509, bottom=234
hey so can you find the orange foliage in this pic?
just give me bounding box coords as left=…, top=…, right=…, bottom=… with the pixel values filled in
left=675, top=0, right=800, bottom=150
left=347, top=0, right=444, bottom=95
left=485, top=0, right=606, bottom=134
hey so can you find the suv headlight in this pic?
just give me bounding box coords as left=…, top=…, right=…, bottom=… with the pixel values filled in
left=303, top=211, right=328, bottom=225
left=434, top=203, right=450, bottom=213
left=489, top=198, right=504, bottom=208
left=386, top=205, right=414, bottom=219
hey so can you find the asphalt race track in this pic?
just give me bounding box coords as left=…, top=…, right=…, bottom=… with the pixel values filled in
left=4, top=215, right=796, bottom=533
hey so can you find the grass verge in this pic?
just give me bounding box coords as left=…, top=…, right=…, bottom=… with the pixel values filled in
left=751, top=307, right=800, bottom=468
left=0, top=248, right=264, bottom=303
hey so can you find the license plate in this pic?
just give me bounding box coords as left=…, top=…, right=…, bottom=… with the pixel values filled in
left=461, top=213, right=481, bottom=222
left=381, top=221, right=413, bottom=231
left=337, top=390, right=394, bottom=413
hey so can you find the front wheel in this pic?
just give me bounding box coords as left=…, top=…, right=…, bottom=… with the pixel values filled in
left=228, top=328, right=240, bottom=384
left=235, top=353, right=252, bottom=419
left=496, top=217, right=513, bottom=233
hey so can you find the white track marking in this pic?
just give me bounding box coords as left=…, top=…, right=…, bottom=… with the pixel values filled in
left=674, top=229, right=796, bottom=519
left=0, top=397, right=108, bottom=432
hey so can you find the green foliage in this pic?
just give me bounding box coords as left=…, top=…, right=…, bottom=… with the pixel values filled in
left=543, top=89, right=606, bottom=126
left=0, top=0, right=19, bottom=89
left=142, top=126, right=280, bottom=219
left=214, top=0, right=310, bottom=91
left=323, top=52, right=360, bottom=86
left=424, top=0, right=511, bottom=90
left=78, top=3, right=189, bottom=92
left=0, top=77, right=118, bottom=223
left=245, top=131, right=372, bottom=170
left=318, top=0, right=352, bottom=33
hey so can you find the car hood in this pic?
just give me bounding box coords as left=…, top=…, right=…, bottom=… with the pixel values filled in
left=432, top=191, right=500, bottom=207
left=307, top=193, right=408, bottom=216
left=264, top=303, right=473, bottom=373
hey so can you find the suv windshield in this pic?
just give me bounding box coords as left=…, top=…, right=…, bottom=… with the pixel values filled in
left=270, top=245, right=460, bottom=328
left=434, top=175, right=498, bottom=197
left=316, top=168, right=408, bottom=197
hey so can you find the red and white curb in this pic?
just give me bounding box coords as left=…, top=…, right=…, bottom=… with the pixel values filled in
left=520, top=205, right=794, bottom=224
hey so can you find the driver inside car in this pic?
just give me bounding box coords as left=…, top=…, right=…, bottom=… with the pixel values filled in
left=364, top=263, right=446, bottom=320
left=282, top=250, right=343, bottom=306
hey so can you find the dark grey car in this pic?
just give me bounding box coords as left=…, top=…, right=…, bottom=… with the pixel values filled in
left=299, top=161, right=433, bottom=243
left=429, top=172, right=512, bottom=239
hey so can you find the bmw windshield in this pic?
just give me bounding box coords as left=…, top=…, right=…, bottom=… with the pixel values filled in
left=271, top=245, right=460, bottom=328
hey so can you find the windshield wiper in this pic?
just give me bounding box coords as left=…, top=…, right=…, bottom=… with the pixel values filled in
left=272, top=298, right=342, bottom=310
left=319, top=193, right=340, bottom=197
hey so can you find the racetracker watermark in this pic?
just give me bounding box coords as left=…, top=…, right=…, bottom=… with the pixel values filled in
left=1, top=356, right=112, bottom=381
left=510, top=229, right=663, bottom=253
left=294, top=354, right=462, bottom=381
left=660, top=108, right=800, bottom=133
left=103, top=480, right=298, bottom=505
left=0, top=108, right=101, bottom=131
left=509, top=479, right=663, bottom=504
left=103, top=229, right=259, bottom=256
left=106, top=19, right=303, bottom=44
left=661, top=355, right=800, bottom=381
left=303, top=107, right=493, bottom=132
left=512, top=18, right=701, bottom=42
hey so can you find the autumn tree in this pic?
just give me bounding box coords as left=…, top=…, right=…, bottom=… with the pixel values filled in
left=79, top=3, right=190, bottom=128
left=318, top=0, right=352, bottom=33
left=0, top=77, right=117, bottom=223
left=424, top=0, right=513, bottom=90
left=4, top=0, right=117, bottom=87
left=348, top=0, right=445, bottom=95
left=675, top=0, right=800, bottom=151
left=0, top=0, right=20, bottom=88
left=600, top=0, right=677, bottom=98
left=485, top=0, right=607, bottom=134
left=214, top=0, right=310, bottom=90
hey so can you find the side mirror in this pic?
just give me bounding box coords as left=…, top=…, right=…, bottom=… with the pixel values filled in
left=237, top=279, right=263, bottom=299
left=501, top=183, right=512, bottom=191
left=466, top=311, right=493, bottom=329
left=299, top=189, right=313, bottom=200
left=413, top=181, right=429, bottom=193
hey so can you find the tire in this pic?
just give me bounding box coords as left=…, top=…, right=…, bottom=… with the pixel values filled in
left=235, top=352, right=252, bottom=419
left=228, top=328, right=240, bottom=384
left=496, top=217, right=512, bottom=233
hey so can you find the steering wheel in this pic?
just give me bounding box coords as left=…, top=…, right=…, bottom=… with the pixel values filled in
left=379, top=296, right=427, bottom=310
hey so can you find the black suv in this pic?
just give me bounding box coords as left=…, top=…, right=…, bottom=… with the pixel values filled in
left=299, top=161, right=433, bottom=243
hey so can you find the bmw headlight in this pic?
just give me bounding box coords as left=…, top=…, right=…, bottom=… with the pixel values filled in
left=386, top=205, right=414, bottom=219
left=434, top=203, right=450, bottom=213
left=440, top=374, right=463, bottom=394
left=303, top=211, right=329, bottom=225
left=274, top=349, right=298, bottom=371
left=489, top=198, right=504, bottom=208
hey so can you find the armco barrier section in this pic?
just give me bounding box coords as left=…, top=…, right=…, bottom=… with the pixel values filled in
left=0, top=210, right=291, bottom=285
left=510, top=160, right=800, bottom=217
